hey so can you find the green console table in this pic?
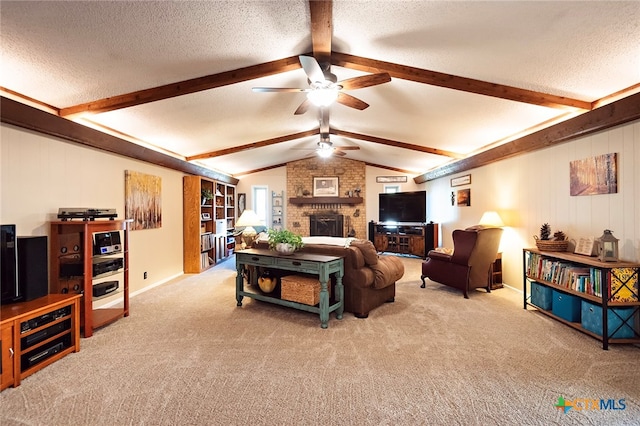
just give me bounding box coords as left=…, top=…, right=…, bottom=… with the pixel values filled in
left=235, top=248, right=344, bottom=328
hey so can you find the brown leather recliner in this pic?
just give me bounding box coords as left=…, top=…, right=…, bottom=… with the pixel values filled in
left=420, top=227, right=503, bottom=298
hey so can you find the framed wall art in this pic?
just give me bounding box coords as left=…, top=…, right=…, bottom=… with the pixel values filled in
left=313, top=177, right=339, bottom=197
left=376, top=175, right=407, bottom=183
left=125, top=170, right=162, bottom=230
left=238, top=193, right=246, bottom=216
left=456, top=188, right=471, bottom=206
left=451, top=174, right=471, bottom=187
left=570, top=153, right=617, bottom=196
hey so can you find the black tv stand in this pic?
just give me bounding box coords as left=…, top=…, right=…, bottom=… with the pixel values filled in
left=368, top=222, right=439, bottom=259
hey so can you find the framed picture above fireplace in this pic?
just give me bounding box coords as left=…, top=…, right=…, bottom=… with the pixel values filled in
left=313, top=177, right=339, bottom=197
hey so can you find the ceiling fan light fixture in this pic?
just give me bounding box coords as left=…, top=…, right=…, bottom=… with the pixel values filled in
left=307, top=87, right=339, bottom=107
left=317, top=141, right=334, bottom=158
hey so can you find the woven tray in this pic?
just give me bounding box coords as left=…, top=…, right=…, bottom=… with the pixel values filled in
left=534, top=236, right=569, bottom=252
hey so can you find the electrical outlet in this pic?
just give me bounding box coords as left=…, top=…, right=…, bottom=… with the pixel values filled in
left=144, top=272, right=147, bottom=279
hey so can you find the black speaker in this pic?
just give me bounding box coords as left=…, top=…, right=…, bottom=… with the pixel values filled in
left=17, top=236, right=49, bottom=302
left=368, top=221, right=375, bottom=244
left=424, top=222, right=438, bottom=255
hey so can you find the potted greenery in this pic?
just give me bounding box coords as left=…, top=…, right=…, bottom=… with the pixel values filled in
left=267, top=228, right=304, bottom=255
left=201, top=188, right=214, bottom=205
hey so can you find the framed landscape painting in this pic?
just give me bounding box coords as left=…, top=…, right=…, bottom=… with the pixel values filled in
left=570, top=153, right=617, bottom=196
left=125, top=170, right=162, bottom=230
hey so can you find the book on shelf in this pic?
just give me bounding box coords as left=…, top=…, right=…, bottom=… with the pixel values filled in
left=200, top=233, right=215, bottom=251
left=525, top=251, right=600, bottom=296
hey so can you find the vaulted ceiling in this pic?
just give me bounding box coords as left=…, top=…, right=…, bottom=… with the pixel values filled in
left=1, top=1, right=639, bottom=181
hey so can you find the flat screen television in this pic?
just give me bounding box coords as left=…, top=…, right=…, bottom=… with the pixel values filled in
left=379, top=191, right=426, bottom=224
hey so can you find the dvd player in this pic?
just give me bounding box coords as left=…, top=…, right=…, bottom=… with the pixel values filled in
left=92, top=258, right=124, bottom=277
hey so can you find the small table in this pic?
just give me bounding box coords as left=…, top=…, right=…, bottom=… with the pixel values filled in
left=235, top=249, right=344, bottom=328
left=491, top=252, right=503, bottom=289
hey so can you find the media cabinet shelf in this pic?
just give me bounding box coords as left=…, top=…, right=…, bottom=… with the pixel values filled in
left=289, top=197, right=363, bottom=205
left=1, top=294, right=81, bottom=390
left=49, top=220, right=130, bottom=338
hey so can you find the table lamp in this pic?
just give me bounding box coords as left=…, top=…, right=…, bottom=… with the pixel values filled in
left=479, top=211, right=505, bottom=228
left=236, top=209, right=262, bottom=249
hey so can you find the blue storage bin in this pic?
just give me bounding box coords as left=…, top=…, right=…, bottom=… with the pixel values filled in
left=581, top=301, right=637, bottom=339
left=530, top=281, right=552, bottom=310
left=552, top=290, right=581, bottom=322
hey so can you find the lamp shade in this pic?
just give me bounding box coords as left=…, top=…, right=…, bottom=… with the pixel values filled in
left=479, top=211, right=505, bottom=228
left=236, top=209, right=262, bottom=227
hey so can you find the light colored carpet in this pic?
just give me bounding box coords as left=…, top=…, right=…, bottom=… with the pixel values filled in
left=1, top=256, right=639, bottom=425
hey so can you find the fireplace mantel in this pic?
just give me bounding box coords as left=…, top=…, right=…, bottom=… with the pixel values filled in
left=289, top=197, right=363, bottom=205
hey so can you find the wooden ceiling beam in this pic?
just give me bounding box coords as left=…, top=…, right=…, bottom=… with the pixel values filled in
left=332, top=129, right=465, bottom=159
left=186, top=129, right=319, bottom=161
left=1, top=96, right=238, bottom=184
left=332, top=52, right=592, bottom=111
left=415, top=92, right=640, bottom=183
left=309, top=0, right=332, bottom=65
left=59, top=55, right=303, bottom=118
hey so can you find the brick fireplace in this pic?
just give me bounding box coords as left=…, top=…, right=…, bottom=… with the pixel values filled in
left=286, top=157, right=366, bottom=238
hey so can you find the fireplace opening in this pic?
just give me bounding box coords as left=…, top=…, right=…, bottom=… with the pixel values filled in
left=310, top=214, right=344, bottom=237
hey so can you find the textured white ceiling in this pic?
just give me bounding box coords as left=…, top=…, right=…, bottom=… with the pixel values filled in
left=1, top=1, right=639, bottom=177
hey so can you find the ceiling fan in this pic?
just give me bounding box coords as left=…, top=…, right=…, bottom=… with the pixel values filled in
left=304, top=133, right=360, bottom=158
left=252, top=55, right=391, bottom=115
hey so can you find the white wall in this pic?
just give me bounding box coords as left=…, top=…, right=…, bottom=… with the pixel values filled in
left=0, top=124, right=185, bottom=302
left=5, top=118, right=636, bottom=298
left=426, top=119, right=640, bottom=289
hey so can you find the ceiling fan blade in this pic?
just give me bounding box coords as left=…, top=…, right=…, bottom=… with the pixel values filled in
left=339, top=73, right=391, bottom=90
left=334, top=150, right=347, bottom=156
left=252, top=87, right=308, bottom=93
left=299, top=55, right=325, bottom=83
left=334, top=146, right=360, bottom=151
left=294, top=99, right=312, bottom=115
left=336, top=92, right=369, bottom=110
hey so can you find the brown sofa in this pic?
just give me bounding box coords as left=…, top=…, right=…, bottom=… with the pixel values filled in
left=255, top=238, right=404, bottom=318
left=420, top=227, right=503, bottom=298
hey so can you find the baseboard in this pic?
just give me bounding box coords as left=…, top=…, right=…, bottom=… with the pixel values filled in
left=97, top=272, right=184, bottom=309
left=502, top=283, right=522, bottom=294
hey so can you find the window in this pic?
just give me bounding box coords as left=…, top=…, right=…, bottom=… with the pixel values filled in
left=384, top=185, right=400, bottom=193
left=252, top=185, right=268, bottom=227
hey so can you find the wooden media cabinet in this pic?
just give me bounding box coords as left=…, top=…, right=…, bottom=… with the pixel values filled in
left=369, top=222, right=439, bottom=259
left=1, top=294, right=81, bottom=390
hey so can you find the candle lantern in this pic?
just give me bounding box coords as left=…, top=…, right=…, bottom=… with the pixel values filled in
left=596, top=229, right=619, bottom=262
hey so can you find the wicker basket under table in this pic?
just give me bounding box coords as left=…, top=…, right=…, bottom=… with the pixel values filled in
left=280, top=274, right=331, bottom=306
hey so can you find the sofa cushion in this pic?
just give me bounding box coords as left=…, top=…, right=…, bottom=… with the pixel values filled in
left=349, top=239, right=378, bottom=265
left=370, top=255, right=404, bottom=289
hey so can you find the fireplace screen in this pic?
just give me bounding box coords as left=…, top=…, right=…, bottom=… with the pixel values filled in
left=309, top=214, right=344, bottom=237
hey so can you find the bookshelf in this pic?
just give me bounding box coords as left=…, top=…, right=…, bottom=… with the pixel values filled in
left=523, top=248, right=640, bottom=350
left=183, top=176, right=236, bottom=273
